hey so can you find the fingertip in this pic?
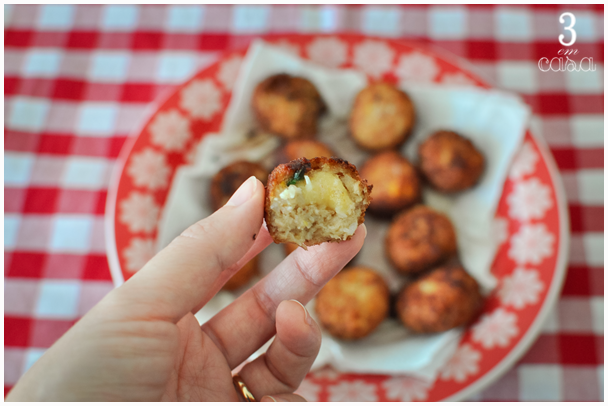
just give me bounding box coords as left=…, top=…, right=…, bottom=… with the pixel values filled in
left=261, top=395, right=277, bottom=402
left=276, top=300, right=321, bottom=355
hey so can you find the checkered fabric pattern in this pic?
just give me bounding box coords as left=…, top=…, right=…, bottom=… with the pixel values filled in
left=4, top=5, right=603, bottom=401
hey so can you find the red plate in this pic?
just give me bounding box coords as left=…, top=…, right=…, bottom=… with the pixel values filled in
left=105, top=34, right=569, bottom=401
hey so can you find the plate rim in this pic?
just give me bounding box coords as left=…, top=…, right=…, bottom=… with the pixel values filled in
left=104, top=33, right=571, bottom=401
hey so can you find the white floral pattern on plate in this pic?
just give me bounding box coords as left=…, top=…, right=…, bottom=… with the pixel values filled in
left=148, top=109, right=192, bottom=152
left=311, top=366, right=340, bottom=380
left=353, top=39, right=395, bottom=77
left=382, top=376, right=431, bottom=402
left=329, top=380, right=378, bottom=402
left=396, top=51, right=440, bottom=83
left=122, top=237, right=155, bottom=273
left=499, top=267, right=544, bottom=309
left=509, top=141, right=539, bottom=180
left=507, top=177, right=553, bottom=221
left=494, top=216, right=510, bottom=245
left=441, top=72, right=477, bottom=86
left=119, top=191, right=160, bottom=233
left=217, top=55, right=243, bottom=90
left=508, top=223, right=555, bottom=265
left=306, top=37, right=348, bottom=68
left=180, top=79, right=222, bottom=120
left=126, top=147, right=170, bottom=190
left=440, top=344, right=481, bottom=383
left=472, top=308, right=519, bottom=349
left=295, top=378, right=321, bottom=402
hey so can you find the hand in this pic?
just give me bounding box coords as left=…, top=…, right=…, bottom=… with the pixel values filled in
left=7, top=177, right=366, bottom=401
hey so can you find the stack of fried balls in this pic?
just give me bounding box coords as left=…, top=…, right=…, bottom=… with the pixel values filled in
left=209, top=73, right=486, bottom=341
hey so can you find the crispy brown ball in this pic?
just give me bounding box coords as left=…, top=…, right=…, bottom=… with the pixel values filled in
left=210, top=161, right=268, bottom=211
left=252, top=74, right=326, bottom=140
left=315, top=267, right=390, bottom=340
left=283, top=242, right=299, bottom=256
left=418, top=130, right=485, bottom=192
left=360, top=151, right=421, bottom=216
left=396, top=265, right=483, bottom=333
left=282, top=139, right=334, bottom=162
left=265, top=157, right=372, bottom=247
left=222, top=257, right=259, bottom=291
left=349, top=83, right=415, bottom=151
left=385, top=205, right=457, bottom=275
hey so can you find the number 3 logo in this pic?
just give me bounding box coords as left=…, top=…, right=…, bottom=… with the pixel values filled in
left=559, top=12, right=576, bottom=46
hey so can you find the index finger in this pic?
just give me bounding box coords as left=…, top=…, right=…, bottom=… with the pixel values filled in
left=112, top=177, right=266, bottom=323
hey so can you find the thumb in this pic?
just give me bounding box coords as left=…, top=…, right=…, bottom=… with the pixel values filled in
left=113, top=176, right=265, bottom=323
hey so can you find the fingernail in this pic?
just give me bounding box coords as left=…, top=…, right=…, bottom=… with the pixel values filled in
left=289, top=299, right=314, bottom=327
left=361, top=223, right=367, bottom=238
left=226, top=176, right=257, bottom=207
left=261, top=395, right=277, bottom=402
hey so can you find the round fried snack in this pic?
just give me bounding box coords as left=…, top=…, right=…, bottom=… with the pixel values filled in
left=283, top=242, right=299, bottom=256
left=222, top=257, right=259, bottom=291
left=210, top=161, right=268, bottom=211
left=315, top=267, right=390, bottom=340
left=360, top=151, right=421, bottom=216
left=386, top=205, right=457, bottom=275
left=396, top=265, right=483, bottom=333
left=418, top=130, right=485, bottom=192
left=349, top=83, right=415, bottom=151
left=252, top=74, right=326, bottom=140
left=265, top=157, right=372, bottom=247
left=282, top=139, right=334, bottom=161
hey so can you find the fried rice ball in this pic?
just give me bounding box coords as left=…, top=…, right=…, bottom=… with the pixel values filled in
left=222, top=257, right=259, bottom=291
left=210, top=161, right=268, bottom=211
left=265, top=157, right=372, bottom=248
left=315, top=267, right=390, bottom=340
left=282, top=139, right=334, bottom=161
left=396, top=265, right=483, bottom=333
left=386, top=205, right=457, bottom=275
left=360, top=151, right=421, bottom=216
left=418, top=130, right=485, bottom=192
left=283, top=242, right=299, bottom=256
left=252, top=74, right=326, bottom=140
left=349, top=83, right=415, bottom=151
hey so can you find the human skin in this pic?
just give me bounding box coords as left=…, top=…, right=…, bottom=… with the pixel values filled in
left=6, top=177, right=366, bottom=402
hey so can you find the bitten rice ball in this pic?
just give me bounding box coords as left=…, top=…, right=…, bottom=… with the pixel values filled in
left=360, top=151, right=421, bottom=216
left=385, top=205, right=457, bottom=275
left=222, top=257, right=259, bottom=292
left=349, top=82, right=415, bottom=151
left=282, top=139, right=334, bottom=161
left=252, top=74, right=326, bottom=140
left=418, top=130, right=485, bottom=192
left=265, top=157, right=372, bottom=247
left=396, top=265, right=483, bottom=333
left=210, top=161, right=268, bottom=211
left=315, top=266, right=390, bottom=340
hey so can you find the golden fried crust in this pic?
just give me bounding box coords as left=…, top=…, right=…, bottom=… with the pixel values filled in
left=418, top=130, right=485, bottom=192
left=360, top=151, right=421, bottom=216
left=222, top=257, right=259, bottom=291
left=385, top=205, right=457, bottom=275
left=252, top=74, right=326, bottom=140
left=396, top=265, right=483, bottom=333
left=349, top=83, right=415, bottom=151
left=210, top=161, right=268, bottom=211
left=315, top=267, right=390, bottom=340
left=283, top=242, right=299, bottom=256
left=282, top=139, right=334, bottom=162
left=265, top=157, right=373, bottom=246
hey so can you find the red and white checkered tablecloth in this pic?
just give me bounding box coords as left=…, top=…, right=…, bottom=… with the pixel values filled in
left=4, top=5, right=603, bottom=401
